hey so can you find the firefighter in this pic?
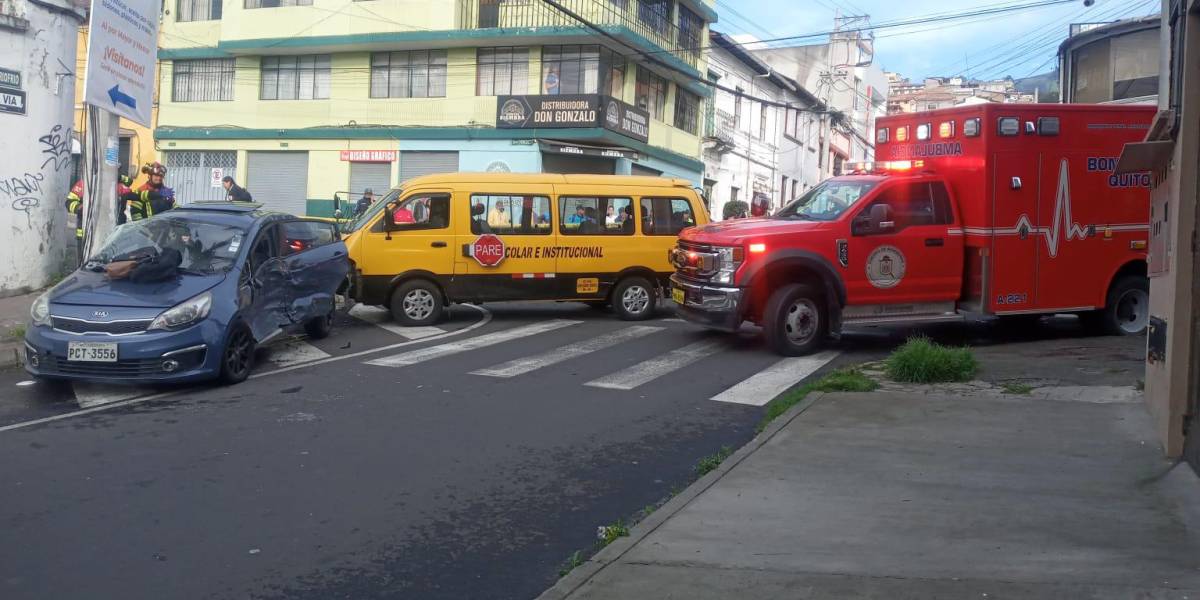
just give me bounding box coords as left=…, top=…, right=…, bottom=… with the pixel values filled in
left=128, top=161, right=176, bottom=221
left=65, top=174, right=134, bottom=260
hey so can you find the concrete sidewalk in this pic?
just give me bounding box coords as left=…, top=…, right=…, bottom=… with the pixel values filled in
left=0, top=290, right=38, bottom=368
left=541, top=380, right=1200, bottom=598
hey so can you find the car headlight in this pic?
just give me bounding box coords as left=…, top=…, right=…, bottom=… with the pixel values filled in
left=29, top=293, right=50, bottom=327
left=712, top=246, right=744, bottom=285
left=149, top=292, right=213, bottom=331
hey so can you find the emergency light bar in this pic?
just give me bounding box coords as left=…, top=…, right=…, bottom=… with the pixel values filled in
left=842, top=160, right=926, bottom=175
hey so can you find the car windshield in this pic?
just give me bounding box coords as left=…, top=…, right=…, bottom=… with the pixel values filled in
left=88, top=216, right=248, bottom=274
left=774, top=180, right=878, bottom=221
left=341, top=188, right=401, bottom=233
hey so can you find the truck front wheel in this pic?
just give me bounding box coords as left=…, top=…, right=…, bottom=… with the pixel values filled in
left=763, top=283, right=828, bottom=356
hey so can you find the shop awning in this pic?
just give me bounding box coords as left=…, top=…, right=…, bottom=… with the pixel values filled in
left=1116, top=109, right=1176, bottom=174
left=538, top=140, right=639, bottom=161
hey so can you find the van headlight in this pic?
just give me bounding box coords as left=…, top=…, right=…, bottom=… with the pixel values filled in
left=29, top=293, right=50, bottom=327
left=149, top=292, right=213, bottom=331
left=712, top=246, right=744, bottom=285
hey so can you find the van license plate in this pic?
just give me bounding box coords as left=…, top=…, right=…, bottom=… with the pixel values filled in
left=67, top=342, right=118, bottom=362
left=671, top=287, right=686, bottom=305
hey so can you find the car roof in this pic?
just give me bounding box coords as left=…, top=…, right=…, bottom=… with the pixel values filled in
left=166, top=204, right=290, bottom=227
left=398, top=172, right=697, bottom=190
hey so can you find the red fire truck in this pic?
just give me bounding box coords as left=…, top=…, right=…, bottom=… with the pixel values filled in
left=670, top=103, right=1156, bottom=355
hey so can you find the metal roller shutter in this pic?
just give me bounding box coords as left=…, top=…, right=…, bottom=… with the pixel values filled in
left=247, top=151, right=309, bottom=216
left=399, top=151, right=459, bottom=183
left=349, top=162, right=393, bottom=198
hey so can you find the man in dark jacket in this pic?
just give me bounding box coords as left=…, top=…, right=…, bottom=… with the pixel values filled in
left=355, top=188, right=375, bottom=217
left=222, top=176, right=253, bottom=202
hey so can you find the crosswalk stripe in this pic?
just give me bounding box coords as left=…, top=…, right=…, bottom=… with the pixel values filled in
left=710, top=351, right=840, bottom=406
left=72, top=383, right=143, bottom=409
left=470, top=325, right=664, bottom=378
left=585, top=339, right=724, bottom=390
left=365, top=319, right=582, bottom=368
left=267, top=338, right=332, bottom=368
left=348, top=304, right=446, bottom=339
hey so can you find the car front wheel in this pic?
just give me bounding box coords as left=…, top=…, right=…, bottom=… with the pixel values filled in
left=219, top=324, right=256, bottom=385
left=762, top=283, right=828, bottom=356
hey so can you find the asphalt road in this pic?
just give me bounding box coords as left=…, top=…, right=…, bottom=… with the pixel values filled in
left=0, top=302, right=1127, bottom=600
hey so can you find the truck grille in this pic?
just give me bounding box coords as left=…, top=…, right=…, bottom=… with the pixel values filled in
left=670, top=241, right=720, bottom=279
left=51, top=316, right=152, bottom=335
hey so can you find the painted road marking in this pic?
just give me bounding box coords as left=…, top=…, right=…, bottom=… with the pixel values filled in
left=365, top=319, right=581, bottom=368
left=266, top=338, right=332, bottom=368
left=585, top=339, right=724, bottom=390
left=710, top=351, right=840, bottom=406
left=470, top=325, right=663, bottom=378
left=348, top=304, right=446, bottom=339
left=72, top=382, right=144, bottom=409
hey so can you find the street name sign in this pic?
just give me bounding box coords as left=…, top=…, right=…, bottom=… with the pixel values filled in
left=83, top=0, right=159, bottom=126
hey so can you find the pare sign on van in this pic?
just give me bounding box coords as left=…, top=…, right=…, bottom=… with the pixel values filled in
left=468, top=234, right=505, bottom=268
left=83, top=0, right=160, bottom=127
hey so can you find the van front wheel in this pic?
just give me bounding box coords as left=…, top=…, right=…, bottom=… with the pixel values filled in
left=613, top=276, right=656, bottom=321
left=763, top=283, right=828, bottom=356
left=390, top=280, right=445, bottom=326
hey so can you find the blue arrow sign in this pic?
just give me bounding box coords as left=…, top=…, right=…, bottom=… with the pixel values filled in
left=107, top=85, right=137, bottom=110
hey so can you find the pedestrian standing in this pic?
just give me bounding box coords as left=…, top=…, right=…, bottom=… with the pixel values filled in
left=222, top=176, right=253, bottom=202
left=355, top=188, right=375, bottom=217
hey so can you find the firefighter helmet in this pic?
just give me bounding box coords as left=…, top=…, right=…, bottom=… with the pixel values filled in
left=142, top=161, right=167, bottom=177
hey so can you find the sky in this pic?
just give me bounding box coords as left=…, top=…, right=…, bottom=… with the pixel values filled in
left=713, top=0, right=1160, bottom=81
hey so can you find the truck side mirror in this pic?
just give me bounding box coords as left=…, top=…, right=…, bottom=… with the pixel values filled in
left=869, top=203, right=894, bottom=233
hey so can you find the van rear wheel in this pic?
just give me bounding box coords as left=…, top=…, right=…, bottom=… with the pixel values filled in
left=390, top=280, right=444, bottom=327
left=612, top=276, right=656, bottom=321
left=763, top=283, right=828, bottom=356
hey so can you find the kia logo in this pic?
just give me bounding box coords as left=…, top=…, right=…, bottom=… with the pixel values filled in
left=92, top=310, right=109, bottom=319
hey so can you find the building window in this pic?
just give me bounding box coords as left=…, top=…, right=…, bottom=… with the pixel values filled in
left=678, top=5, right=703, bottom=59
left=370, top=50, right=448, bottom=98
left=541, top=45, right=624, bottom=96
left=734, top=88, right=743, bottom=129
left=673, top=87, right=699, bottom=134
left=261, top=55, right=331, bottom=100
left=177, top=0, right=221, bottom=21
left=636, top=67, right=668, bottom=121
left=759, top=105, right=769, bottom=139
left=245, top=0, right=311, bottom=7
left=172, top=58, right=235, bottom=102
left=637, top=0, right=671, bottom=32
left=477, top=47, right=529, bottom=96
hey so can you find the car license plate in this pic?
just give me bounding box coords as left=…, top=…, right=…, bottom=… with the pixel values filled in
left=67, top=342, right=118, bottom=362
left=671, top=287, right=686, bottom=305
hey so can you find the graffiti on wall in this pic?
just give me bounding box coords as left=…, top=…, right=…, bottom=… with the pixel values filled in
left=38, top=124, right=73, bottom=172
left=0, top=172, right=46, bottom=223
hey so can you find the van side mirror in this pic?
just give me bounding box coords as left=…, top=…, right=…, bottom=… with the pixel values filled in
left=383, top=201, right=399, bottom=230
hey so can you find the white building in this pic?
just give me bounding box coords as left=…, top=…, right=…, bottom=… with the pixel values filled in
left=0, top=0, right=85, bottom=295
left=703, top=31, right=828, bottom=221
left=753, top=18, right=889, bottom=170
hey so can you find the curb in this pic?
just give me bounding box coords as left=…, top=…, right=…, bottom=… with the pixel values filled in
left=0, top=340, right=22, bottom=369
left=535, top=392, right=831, bottom=600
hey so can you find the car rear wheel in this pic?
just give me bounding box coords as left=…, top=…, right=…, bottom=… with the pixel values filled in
left=763, top=283, right=828, bottom=356
left=304, top=309, right=334, bottom=339
left=612, top=276, right=656, bottom=321
left=391, top=279, right=444, bottom=327
left=219, top=324, right=256, bottom=385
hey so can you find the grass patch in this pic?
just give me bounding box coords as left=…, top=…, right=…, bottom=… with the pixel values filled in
left=1001, top=382, right=1034, bottom=395
left=885, top=337, right=978, bottom=383
left=693, top=445, right=733, bottom=477
left=558, top=550, right=584, bottom=576
left=7, top=324, right=25, bottom=340
left=596, top=519, right=629, bottom=547
left=757, top=367, right=878, bottom=432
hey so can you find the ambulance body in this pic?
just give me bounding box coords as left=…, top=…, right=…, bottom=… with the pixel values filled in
left=670, top=103, right=1156, bottom=355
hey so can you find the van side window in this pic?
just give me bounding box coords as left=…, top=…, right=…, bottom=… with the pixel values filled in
left=471, top=195, right=552, bottom=235
left=640, top=197, right=696, bottom=236
left=560, top=197, right=635, bottom=236
left=280, top=220, right=338, bottom=256
left=371, top=194, right=450, bottom=232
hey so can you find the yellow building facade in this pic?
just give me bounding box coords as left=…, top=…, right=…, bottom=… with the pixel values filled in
left=156, top=0, right=715, bottom=216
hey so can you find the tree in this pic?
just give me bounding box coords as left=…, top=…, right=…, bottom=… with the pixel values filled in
left=723, top=200, right=749, bottom=220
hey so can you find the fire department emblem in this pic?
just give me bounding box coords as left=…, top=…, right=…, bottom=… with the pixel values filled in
left=866, top=245, right=906, bottom=289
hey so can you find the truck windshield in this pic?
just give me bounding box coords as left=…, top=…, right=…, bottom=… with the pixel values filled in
left=774, top=180, right=878, bottom=221
left=341, top=188, right=401, bottom=234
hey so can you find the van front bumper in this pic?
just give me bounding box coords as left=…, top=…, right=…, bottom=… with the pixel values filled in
left=669, top=274, right=746, bottom=332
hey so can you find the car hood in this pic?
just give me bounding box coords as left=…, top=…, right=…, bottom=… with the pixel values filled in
left=683, top=218, right=830, bottom=244
left=49, top=270, right=227, bottom=309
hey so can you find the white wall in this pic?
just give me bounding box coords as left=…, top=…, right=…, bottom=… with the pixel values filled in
left=0, top=0, right=82, bottom=296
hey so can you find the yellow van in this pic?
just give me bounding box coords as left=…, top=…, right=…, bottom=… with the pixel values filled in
left=341, top=173, right=709, bottom=325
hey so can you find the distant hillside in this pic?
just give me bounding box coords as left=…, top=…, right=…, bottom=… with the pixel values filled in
left=1015, top=70, right=1060, bottom=102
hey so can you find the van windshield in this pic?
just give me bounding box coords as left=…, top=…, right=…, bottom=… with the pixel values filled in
left=774, top=180, right=878, bottom=221
left=342, top=188, right=401, bottom=233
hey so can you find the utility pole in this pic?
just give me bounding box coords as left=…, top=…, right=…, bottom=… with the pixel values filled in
left=80, top=107, right=121, bottom=259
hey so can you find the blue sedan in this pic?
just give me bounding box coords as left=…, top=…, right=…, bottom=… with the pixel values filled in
left=24, top=203, right=349, bottom=385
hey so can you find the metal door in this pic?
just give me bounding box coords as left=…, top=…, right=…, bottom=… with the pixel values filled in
left=248, top=151, right=310, bottom=216
left=399, top=151, right=459, bottom=183
left=349, top=161, right=393, bottom=198
left=164, top=151, right=237, bottom=203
